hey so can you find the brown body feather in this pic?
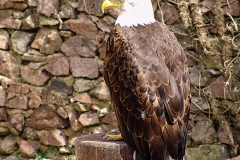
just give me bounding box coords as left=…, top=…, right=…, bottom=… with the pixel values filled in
left=104, top=22, right=190, bottom=160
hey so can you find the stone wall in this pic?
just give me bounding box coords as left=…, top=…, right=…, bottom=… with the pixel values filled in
left=0, top=0, right=239, bottom=159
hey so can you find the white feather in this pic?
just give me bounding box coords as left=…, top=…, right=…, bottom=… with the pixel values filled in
left=115, top=0, right=155, bottom=27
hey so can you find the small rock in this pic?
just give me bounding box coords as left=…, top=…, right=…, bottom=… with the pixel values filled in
left=0, top=29, right=9, bottom=49
left=68, top=110, right=82, bottom=131
left=226, top=155, right=240, bottom=160
left=72, top=102, right=91, bottom=112
left=9, top=31, right=35, bottom=54
left=0, top=11, right=21, bottom=29
left=189, top=66, right=207, bottom=87
left=73, top=78, right=96, bottom=92
left=31, top=28, right=62, bottom=54
left=91, top=97, right=111, bottom=109
left=101, top=112, right=118, bottom=128
left=13, top=2, right=28, bottom=11
left=0, top=88, right=7, bottom=107
left=0, top=134, right=17, bottom=154
left=37, top=0, right=60, bottom=17
left=8, top=96, right=28, bottom=110
left=59, top=31, right=73, bottom=38
left=190, top=96, right=210, bottom=112
left=10, top=113, right=24, bottom=133
left=22, top=53, right=46, bottom=62
left=21, top=14, right=39, bottom=30
left=95, top=17, right=112, bottom=33
left=22, top=127, right=38, bottom=140
left=8, top=82, right=29, bottom=94
left=93, top=126, right=104, bottom=134
left=98, top=42, right=106, bottom=59
left=0, top=108, right=7, bottom=121
left=90, top=82, right=110, bottom=101
left=78, top=0, right=103, bottom=17
left=39, top=15, right=59, bottom=26
left=12, top=10, right=25, bottom=19
left=28, top=91, right=41, bottom=109
left=210, top=76, right=235, bottom=101
left=59, top=3, right=77, bottom=19
left=41, top=88, right=69, bottom=105
left=4, top=156, right=19, bottom=160
left=45, top=54, right=70, bottom=76
left=99, top=108, right=109, bottom=117
left=59, top=147, right=71, bottom=154
left=18, top=139, right=36, bottom=157
left=20, top=66, right=50, bottom=86
left=61, top=36, right=96, bottom=57
left=79, top=111, right=100, bottom=126
left=71, top=93, right=93, bottom=104
left=185, top=145, right=230, bottom=160
left=0, top=50, right=19, bottom=79
left=58, top=75, right=74, bottom=87
left=28, top=0, right=38, bottom=7
left=161, top=3, right=182, bottom=25
left=62, top=13, right=98, bottom=40
left=39, top=129, right=67, bottom=146
left=27, top=105, right=69, bottom=129
left=69, top=57, right=99, bottom=78
left=56, top=107, right=68, bottom=119
left=191, top=120, right=217, bottom=144
left=0, top=127, right=10, bottom=136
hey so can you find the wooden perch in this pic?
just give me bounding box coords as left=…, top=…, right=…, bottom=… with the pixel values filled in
left=75, top=133, right=134, bottom=160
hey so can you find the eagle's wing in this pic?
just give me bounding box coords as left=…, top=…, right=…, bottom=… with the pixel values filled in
left=104, top=22, right=190, bottom=160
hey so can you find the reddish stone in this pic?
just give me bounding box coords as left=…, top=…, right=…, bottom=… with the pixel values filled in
left=31, top=28, right=62, bottom=54
left=0, top=108, right=7, bottom=121
left=39, top=129, right=67, bottom=146
left=72, top=93, right=93, bottom=104
left=57, top=107, right=68, bottom=119
left=0, top=87, right=6, bottom=107
left=62, top=13, right=98, bottom=40
left=8, top=82, right=29, bottom=94
left=0, top=11, right=21, bottom=29
left=10, top=113, right=24, bottom=133
left=41, top=88, right=68, bottom=105
left=68, top=110, right=82, bottom=131
left=0, top=50, right=19, bottom=79
left=45, top=54, right=70, bottom=76
left=8, top=96, right=28, bottom=109
left=98, top=42, right=107, bottom=59
left=69, top=57, right=99, bottom=79
left=101, top=112, right=118, bottom=128
left=28, top=91, right=41, bottom=109
left=79, top=111, right=100, bottom=126
left=0, top=29, right=9, bottom=50
left=12, top=2, right=28, bottom=11
left=61, top=36, right=96, bottom=57
left=210, top=76, right=235, bottom=101
left=27, top=105, right=69, bottom=129
left=37, top=0, right=60, bottom=17
left=18, top=140, right=37, bottom=157
left=21, top=66, right=50, bottom=86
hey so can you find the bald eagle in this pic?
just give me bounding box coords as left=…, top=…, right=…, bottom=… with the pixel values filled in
left=102, top=0, right=190, bottom=159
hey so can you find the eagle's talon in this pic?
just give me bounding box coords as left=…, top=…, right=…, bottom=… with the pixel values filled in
left=104, top=133, right=123, bottom=141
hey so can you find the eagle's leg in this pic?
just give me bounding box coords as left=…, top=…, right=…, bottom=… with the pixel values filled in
left=104, top=133, right=123, bottom=140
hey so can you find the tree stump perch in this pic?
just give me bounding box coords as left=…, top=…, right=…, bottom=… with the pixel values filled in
left=75, top=133, right=134, bottom=160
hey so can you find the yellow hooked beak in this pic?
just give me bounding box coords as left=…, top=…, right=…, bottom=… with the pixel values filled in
left=101, top=0, right=122, bottom=13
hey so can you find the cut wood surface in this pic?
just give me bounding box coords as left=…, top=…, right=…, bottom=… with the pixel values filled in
left=75, top=133, right=134, bottom=160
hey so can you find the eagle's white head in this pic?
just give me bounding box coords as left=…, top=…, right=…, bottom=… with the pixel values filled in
left=102, top=0, right=155, bottom=27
